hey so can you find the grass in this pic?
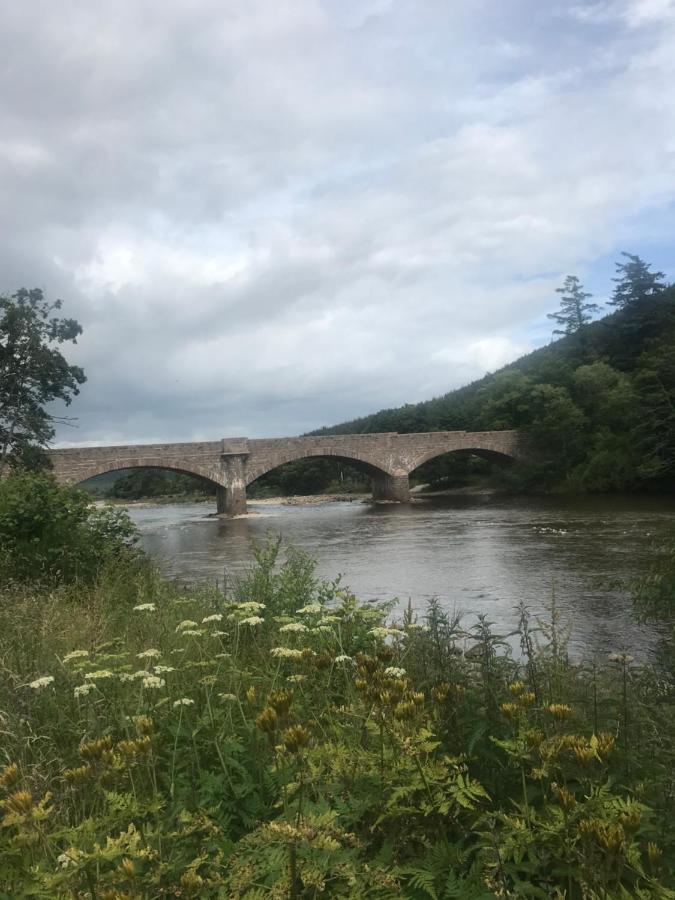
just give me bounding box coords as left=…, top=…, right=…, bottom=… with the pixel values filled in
left=1, top=537, right=674, bottom=898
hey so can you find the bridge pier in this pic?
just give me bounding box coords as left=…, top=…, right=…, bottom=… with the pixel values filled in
left=372, top=472, right=410, bottom=503
left=216, top=485, right=247, bottom=516
left=218, top=448, right=249, bottom=516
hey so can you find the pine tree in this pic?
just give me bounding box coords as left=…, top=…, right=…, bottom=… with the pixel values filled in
left=609, top=252, right=666, bottom=308
left=547, top=275, right=599, bottom=335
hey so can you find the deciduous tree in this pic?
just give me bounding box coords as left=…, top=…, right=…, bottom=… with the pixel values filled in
left=0, top=288, right=85, bottom=473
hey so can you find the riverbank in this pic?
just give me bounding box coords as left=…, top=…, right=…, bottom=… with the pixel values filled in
left=2, top=542, right=674, bottom=897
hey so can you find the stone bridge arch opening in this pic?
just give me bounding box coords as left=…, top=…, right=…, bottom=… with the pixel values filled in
left=407, top=446, right=519, bottom=495
left=76, top=464, right=222, bottom=503
left=244, top=452, right=407, bottom=506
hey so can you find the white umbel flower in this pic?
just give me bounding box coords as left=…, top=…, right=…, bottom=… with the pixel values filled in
left=279, top=622, right=308, bottom=634
left=63, top=650, right=90, bottom=663
left=133, top=603, right=156, bottom=612
left=202, top=613, right=223, bottom=623
left=173, top=698, right=195, bottom=708
left=137, top=648, right=161, bottom=659
left=28, top=676, right=54, bottom=690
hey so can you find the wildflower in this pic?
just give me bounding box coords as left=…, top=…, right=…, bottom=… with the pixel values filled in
left=547, top=703, right=573, bottom=720
left=84, top=670, right=115, bottom=681
left=63, top=765, right=92, bottom=783
left=519, top=692, right=536, bottom=706
left=287, top=674, right=306, bottom=684
left=211, top=630, right=228, bottom=637
left=508, top=681, right=526, bottom=696
left=500, top=702, right=520, bottom=720
left=240, top=616, right=264, bottom=626
left=119, top=670, right=149, bottom=683
left=246, top=686, right=256, bottom=703
left=133, top=603, right=156, bottom=612
left=234, top=601, right=266, bottom=612
left=256, top=707, right=278, bottom=733
left=3, top=790, right=33, bottom=816
left=63, top=650, right=90, bottom=663
left=279, top=622, right=308, bottom=634
left=311, top=625, right=334, bottom=634
left=551, top=783, right=577, bottom=812
left=74, top=683, right=96, bottom=698
left=334, top=654, right=354, bottom=665
left=219, top=693, right=237, bottom=702
left=296, top=603, right=323, bottom=615
left=431, top=682, right=450, bottom=703
left=181, top=629, right=204, bottom=637
left=175, top=620, right=199, bottom=632
left=608, top=651, right=635, bottom=664
left=80, top=736, right=113, bottom=760
left=270, top=647, right=303, bottom=659
left=269, top=689, right=294, bottom=716
left=28, top=676, right=54, bottom=690
left=368, top=627, right=404, bottom=639
left=282, top=725, right=311, bottom=753
left=0, top=763, right=19, bottom=789
left=318, top=615, right=340, bottom=625
left=202, top=613, right=223, bottom=623
left=137, top=649, right=161, bottom=660
left=384, top=666, right=406, bottom=678
left=57, top=848, right=85, bottom=869
left=394, top=701, right=416, bottom=720
left=154, top=665, right=175, bottom=674
left=141, top=675, right=165, bottom=690
left=173, top=698, right=195, bottom=708
left=134, top=715, right=155, bottom=735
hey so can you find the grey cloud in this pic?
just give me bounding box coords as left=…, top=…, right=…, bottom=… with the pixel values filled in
left=1, top=0, right=674, bottom=445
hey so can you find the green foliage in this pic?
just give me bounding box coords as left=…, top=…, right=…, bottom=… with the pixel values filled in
left=0, top=288, right=85, bottom=473
left=0, top=471, right=137, bottom=584
left=0, top=541, right=674, bottom=897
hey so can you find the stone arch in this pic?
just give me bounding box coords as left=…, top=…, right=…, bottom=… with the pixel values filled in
left=57, top=458, right=226, bottom=490
left=244, top=450, right=395, bottom=487
left=406, top=445, right=519, bottom=474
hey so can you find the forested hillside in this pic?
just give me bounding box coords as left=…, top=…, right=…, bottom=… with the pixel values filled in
left=308, top=258, right=675, bottom=493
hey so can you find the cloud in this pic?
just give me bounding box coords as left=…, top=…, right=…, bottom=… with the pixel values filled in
left=1, top=0, right=674, bottom=445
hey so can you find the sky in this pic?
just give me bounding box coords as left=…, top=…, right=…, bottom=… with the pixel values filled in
left=2, top=0, right=675, bottom=446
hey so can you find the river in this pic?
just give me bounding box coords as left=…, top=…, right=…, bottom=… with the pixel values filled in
left=127, top=493, right=674, bottom=660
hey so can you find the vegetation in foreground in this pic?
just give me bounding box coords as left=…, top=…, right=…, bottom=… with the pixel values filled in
left=1, top=476, right=675, bottom=898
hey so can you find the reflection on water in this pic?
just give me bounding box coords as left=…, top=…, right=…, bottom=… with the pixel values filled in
left=128, top=494, right=675, bottom=660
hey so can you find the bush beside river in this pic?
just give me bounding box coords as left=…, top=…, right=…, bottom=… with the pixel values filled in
left=1, top=476, right=675, bottom=897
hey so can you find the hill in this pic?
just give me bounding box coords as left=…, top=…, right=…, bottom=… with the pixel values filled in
left=303, top=277, right=675, bottom=493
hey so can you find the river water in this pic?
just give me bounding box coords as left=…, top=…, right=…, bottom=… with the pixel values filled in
left=127, top=493, right=674, bottom=660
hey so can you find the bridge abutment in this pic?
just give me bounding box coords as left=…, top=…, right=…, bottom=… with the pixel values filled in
left=372, top=472, right=410, bottom=503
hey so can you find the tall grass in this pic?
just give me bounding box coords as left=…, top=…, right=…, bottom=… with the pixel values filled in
left=1, top=537, right=673, bottom=898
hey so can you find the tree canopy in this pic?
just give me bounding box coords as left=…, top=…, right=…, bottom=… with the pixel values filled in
left=0, top=288, right=85, bottom=473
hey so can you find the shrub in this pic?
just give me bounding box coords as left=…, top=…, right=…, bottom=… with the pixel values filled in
left=0, top=470, right=137, bottom=585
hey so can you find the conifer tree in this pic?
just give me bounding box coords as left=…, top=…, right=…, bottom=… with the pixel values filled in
left=609, top=252, right=666, bottom=308
left=547, top=275, right=599, bottom=335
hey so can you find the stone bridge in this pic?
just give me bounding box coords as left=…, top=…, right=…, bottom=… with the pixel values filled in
left=48, top=430, right=526, bottom=515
